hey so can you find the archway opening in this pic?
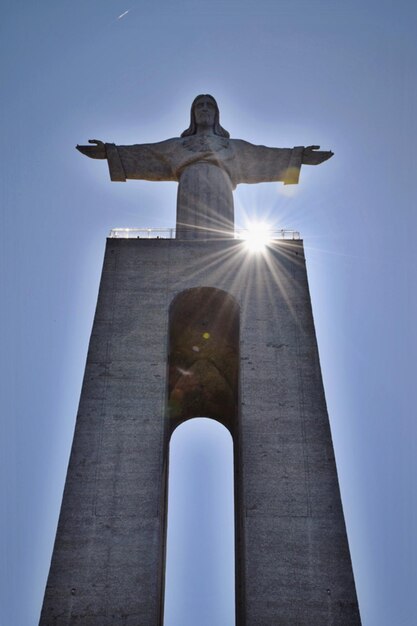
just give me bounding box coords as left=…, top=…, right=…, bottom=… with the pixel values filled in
left=163, top=418, right=236, bottom=626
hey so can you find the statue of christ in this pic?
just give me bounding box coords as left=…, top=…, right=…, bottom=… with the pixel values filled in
left=77, top=94, right=333, bottom=239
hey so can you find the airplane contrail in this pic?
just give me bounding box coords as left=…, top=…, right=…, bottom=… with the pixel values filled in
left=117, top=10, right=130, bottom=19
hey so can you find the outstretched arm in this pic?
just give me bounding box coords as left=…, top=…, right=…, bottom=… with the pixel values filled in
left=76, top=138, right=178, bottom=183
left=232, top=140, right=334, bottom=186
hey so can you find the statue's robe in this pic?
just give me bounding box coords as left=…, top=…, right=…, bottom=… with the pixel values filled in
left=104, top=134, right=329, bottom=239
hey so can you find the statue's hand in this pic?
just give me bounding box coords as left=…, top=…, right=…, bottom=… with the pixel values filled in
left=302, top=145, right=334, bottom=165
left=76, top=139, right=107, bottom=159
left=305, top=145, right=320, bottom=154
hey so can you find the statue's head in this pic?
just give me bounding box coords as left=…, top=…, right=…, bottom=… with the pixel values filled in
left=181, top=94, right=230, bottom=138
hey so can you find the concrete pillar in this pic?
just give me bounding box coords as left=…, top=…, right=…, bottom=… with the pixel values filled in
left=40, top=238, right=361, bottom=625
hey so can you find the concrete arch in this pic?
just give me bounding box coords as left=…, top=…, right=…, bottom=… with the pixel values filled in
left=167, top=287, right=240, bottom=434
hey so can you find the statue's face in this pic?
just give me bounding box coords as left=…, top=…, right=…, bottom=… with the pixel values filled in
left=194, top=97, right=216, bottom=128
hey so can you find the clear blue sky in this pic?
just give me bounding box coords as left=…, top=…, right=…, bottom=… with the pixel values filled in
left=1, top=1, right=417, bottom=624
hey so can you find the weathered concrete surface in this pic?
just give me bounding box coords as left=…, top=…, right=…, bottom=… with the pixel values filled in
left=40, top=238, right=360, bottom=625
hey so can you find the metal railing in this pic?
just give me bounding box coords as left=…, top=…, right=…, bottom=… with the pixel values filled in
left=108, top=228, right=300, bottom=240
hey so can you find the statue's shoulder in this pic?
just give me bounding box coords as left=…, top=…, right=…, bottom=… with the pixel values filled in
left=229, top=138, right=261, bottom=150
left=133, top=136, right=181, bottom=151
left=228, top=138, right=268, bottom=157
left=230, top=138, right=291, bottom=155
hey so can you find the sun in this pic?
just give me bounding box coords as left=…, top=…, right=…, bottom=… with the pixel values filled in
left=241, top=222, right=271, bottom=252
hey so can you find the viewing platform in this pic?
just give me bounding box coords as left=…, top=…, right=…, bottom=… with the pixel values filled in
left=108, top=227, right=301, bottom=240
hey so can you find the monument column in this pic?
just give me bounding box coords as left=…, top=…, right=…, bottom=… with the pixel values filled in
left=41, top=94, right=360, bottom=624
